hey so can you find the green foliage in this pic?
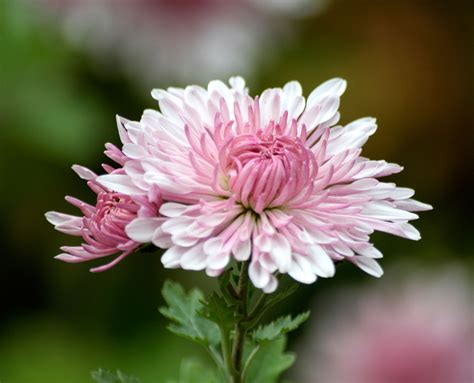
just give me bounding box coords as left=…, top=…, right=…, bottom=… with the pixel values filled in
left=244, top=277, right=300, bottom=330
left=261, top=280, right=299, bottom=313
left=245, top=337, right=295, bottom=383
left=159, top=280, right=220, bottom=346
left=1, top=0, right=109, bottom=161
left=201, top=292, right=239, bottom=331
left=91, top=369, right=141, bottom=383
left=252, top=312, right=310, bottom=343
left=167, top=359, right=222, bottom=383
left=217, top=267, right=240, bottom=306
left=160, top=278, right=308, bottom=383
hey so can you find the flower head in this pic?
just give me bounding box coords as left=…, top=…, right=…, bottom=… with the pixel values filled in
left=46, top=147, right=162, bottom=272
left=95, top=77, right=431, bottom=291
left=296, top=268, right=473, bottom=383
left=32, top=0, right=327, bottom=85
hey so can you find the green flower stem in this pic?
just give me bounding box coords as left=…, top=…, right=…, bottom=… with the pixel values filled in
left=219, top=325, right=235, bottom=382
left=213, top=266, right=302, bottom=382
left=230, top=261, right=249, bottom=382
left=160, top=272, right=304, bottom=383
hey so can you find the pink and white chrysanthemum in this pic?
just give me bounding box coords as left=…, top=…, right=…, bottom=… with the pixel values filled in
left=46, top=146, right=162, bottom=272
left=98, top=77, right=431, bottom=292
left=296, top=268, right=473, bottom=383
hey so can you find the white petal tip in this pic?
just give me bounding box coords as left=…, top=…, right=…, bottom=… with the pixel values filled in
left=116, top=115, right=129, bottom=126
left=97, top=174, right=144, bottom=195
left=328, top=78, right=347, bottom=95
left=229, top=76, right=246, bottom=89
left=44, top=212, right=55, bottom=224
left=125, top=218, right=160, bottom=243
left=54, top=254, right=81, bottom=263
left=206, top=268, right=224, bottom=277
left=45, top=211, right=77, bottom=226
left=352, top=257, right=384, bottom=278
left=71, top=164, right=97, bottom=180
left=151, top=88, right=166, bottom=101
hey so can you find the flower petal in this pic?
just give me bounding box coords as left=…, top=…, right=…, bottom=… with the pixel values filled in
left=126, top=218, right=161, bottom=243
left=351, top=256, right=384, bottom=277
left=97, top=174, right=145, bottom=195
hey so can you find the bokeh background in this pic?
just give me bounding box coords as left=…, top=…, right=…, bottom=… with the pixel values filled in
left=1, top=0, right=472, bottom=382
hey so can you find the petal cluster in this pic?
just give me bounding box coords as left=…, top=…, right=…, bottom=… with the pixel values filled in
left=96, top=76, right=431, bottom=292
left=46, top=151, right=162, bottom=272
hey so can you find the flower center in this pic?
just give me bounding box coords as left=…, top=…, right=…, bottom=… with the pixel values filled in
left=94, top=192, right=137, bottom=232
left=224, top=131, right=317, bottom=212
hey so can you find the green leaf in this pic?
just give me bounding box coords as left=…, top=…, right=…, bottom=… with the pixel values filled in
left=166, top=359, right=222, bottom=383
left=201, top=292, right=239, bottom=331
left=252, top=311, right=310, bottom=343
left=245, top=337, right=295, bottom=383
left=217, top=267, right=239, bottom=305
left=262, top=280, right=299, bottom=312
left=91, top=369, right=141, bottom=383
left=159, top=280, right=220, bottom=346
left=245, top=279, right=300, bottom=330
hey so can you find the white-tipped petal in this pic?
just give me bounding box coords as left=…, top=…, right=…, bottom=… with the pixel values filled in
left=289, top=255, right=317, bottom=284
left=152, top=228, right=173, bottom=248
left=203, top=237, right=224, bottom=256
left=206, top=268, right=224, bottom=277
left=254, top=233, right=272, bottom=253
left=72, top=165, right=97, bottom=180
left=358, top=245, right=383, bottom=259
left=180, top=244, right=207, bottom=270
left=249, top=261, right=271, bottom=289
left=308, top=244, right=335, bottom=277
left=394, top=199, right=433, bottom=212
left=206, top=251, right=230, bottom=270
left=306, top=78, right=347, bottom=109
left=399, top=223, right=422, bottom=240
left=232, top=239, right=251, bottom=261
left=351, top=256, right=384, bottom=277
left=45, top=211, right=79, bottom=226
left=229, top=76, right=246, bottom=91
left=55, top=253, right=84, bottom=263
left=270, top=233, right=292, bottom=273
left=97, top=174, right=145, bottom=195
left=262, top=275, right=278, bottom=294
left=126, top=218, right=161, bottom=243
left=122, top=143, right=147, bottom=159
left=161, top=246, right=186, bottom=268
left=159, top=203, right=190, bottom=217
left=362, top=203, right=419, bottom=221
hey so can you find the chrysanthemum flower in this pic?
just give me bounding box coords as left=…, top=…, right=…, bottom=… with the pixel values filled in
left=98, top=77, right=431, bottom=292
left=46, top=146, right=162, bottom=272
left=296, top=268, right=473, bottom=383
left=31, top=0, right=327, bottom=85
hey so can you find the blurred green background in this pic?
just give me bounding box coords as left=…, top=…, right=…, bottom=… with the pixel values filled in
left=0, top=0, right=472, bottom=382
